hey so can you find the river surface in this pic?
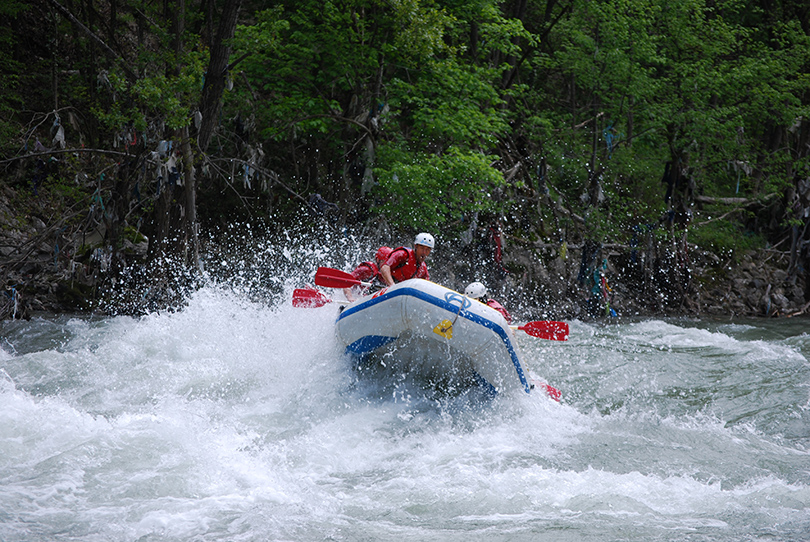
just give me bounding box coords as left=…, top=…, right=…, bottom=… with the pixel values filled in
left=1, top=288, right=809, bottom=541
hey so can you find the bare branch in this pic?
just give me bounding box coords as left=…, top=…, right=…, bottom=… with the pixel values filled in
left=0, top=148, right=131, bottom=166
left=44, top=0, right=137, bottom=81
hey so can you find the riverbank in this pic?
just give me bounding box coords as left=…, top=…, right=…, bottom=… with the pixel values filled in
left=490, top=234, right=809, bottom=321
left=2, top=193, right=808, bottom=321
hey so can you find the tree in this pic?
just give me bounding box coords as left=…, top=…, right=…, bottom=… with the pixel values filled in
left=0, top=0, right=28, bottom=149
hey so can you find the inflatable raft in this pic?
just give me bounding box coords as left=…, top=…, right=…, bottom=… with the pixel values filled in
left=335, top=279, right=536, bottom=395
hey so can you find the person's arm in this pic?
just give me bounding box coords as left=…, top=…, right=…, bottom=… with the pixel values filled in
left=420, top=264, right=430, bottom=281
left=345, top=264, right=372, bottom=301
left=380, top=265, right=395, bottom=286
left=487, top=299, right=512, bottom=324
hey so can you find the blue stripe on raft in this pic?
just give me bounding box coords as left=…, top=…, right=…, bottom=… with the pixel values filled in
left=471, top=371, right=498, bottom=397
left=346, top=335, right=398, bottom=355
left=338, top=285, right=531, bottom=394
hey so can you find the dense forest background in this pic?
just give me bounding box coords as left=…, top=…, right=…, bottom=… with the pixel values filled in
left=1, top=0, right=809, bottom=320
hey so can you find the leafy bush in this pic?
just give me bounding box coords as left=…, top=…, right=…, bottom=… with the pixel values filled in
left=373, top=145, right=508, bottom=232
left=688, top=219, right=765, bottom=260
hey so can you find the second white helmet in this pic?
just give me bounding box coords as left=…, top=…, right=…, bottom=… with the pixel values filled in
left=414, top=232, right=435, bottom=249
left=464, top=281, right=487, bottom=299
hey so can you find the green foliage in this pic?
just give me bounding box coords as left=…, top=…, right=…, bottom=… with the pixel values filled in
left=131, top=51, right=207, bottom=129
left=441, top=0, right=535, bottom=60
left=600, top=150, right=669, bottom=235
left=504, top=0, right=810, bottom=251
left=388, top=58, right=509, bottom=150
left=3, top=0, right=810, bottom=268
left=373, top=145, right=508, bottom=231
left=234, top=7, right=288, bottom=51
left=229, top=0, right=522, bottom=229
left=0, top=0, right=27, bottom=151
left=123, top=225, right=147, bottom=244
left=89, top=39, right=207, bottom=132
left=50, top=177, right=88, bottom=208
left=385, top=0, right=453, bottom=62
left=234, top=0, right=454, bottom=136
left=689, top=219, right=765, bottom=260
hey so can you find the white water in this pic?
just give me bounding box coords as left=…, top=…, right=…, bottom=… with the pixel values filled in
left=2, top=287, right=809, bottom=541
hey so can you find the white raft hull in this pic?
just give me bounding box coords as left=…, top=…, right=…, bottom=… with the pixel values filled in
left=335, top=279, right=532, bottom=395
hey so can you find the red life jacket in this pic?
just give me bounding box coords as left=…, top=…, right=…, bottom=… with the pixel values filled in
left=486, top=299, right=512, bottom=324
left=351, top=261, right=379, bottom=282
left=385, top=246, right=429, bottom=282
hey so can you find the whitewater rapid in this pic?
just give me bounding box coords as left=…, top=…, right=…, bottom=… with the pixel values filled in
left=1, top=286, right=809, bottom=541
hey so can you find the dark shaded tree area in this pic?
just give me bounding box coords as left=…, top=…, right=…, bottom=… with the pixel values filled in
left=1, top=0, right=809, bottom=319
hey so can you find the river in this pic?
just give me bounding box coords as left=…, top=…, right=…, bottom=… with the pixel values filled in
left=1, top=285, right=809, bottom=541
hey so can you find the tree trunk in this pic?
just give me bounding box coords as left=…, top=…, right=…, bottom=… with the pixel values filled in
left=627, top=96, right=633, bottom=147
left=181, top=127, right=200, bottom=271
left=147, top=0, right=185, bottom=265
left=147, top=171, right=175, bottom=262
left=171, top=0, right=184, bottom=74
left=108, top=0, right=117, bottom=48
left=50, top=4, right=58, bottom=110
left=197, top=0, right=242, bottom=153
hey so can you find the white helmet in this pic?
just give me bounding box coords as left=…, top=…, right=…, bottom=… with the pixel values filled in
left=464, top=281, right=487, bottom=299
left=414, top=232, right=435, bottom=249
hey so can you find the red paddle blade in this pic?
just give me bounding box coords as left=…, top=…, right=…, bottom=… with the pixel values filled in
left=518, top=320, right=569, bottom=341
left=314, top=267, right=362, bottom=288
left=292, top=288, right=332, bottom=308
left=540, top=383, right=562, bottom=402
